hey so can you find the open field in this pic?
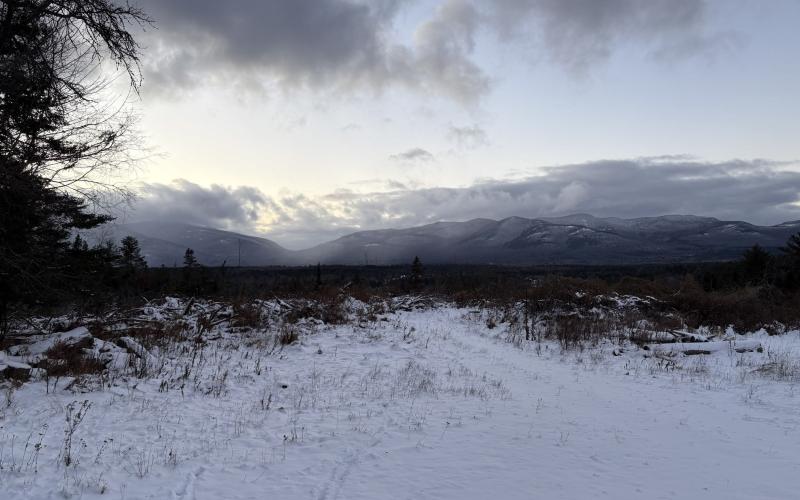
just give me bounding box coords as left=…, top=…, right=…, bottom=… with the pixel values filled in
left=2, top=294, right=800, bottom=499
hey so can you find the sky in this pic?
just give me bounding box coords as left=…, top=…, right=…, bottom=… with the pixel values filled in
left=124, top=0, right=800, bottom=249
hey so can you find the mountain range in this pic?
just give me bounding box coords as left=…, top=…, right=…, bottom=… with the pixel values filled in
left=109, top=215, right=800, bottom=267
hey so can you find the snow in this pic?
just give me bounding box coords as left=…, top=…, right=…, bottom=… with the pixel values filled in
left=8, top=327, right=91, bottom=356
left=0, top=359, right=32, bottom=374
left=645, top=339, right=762, bottom=354
left=2, top=305, right=800, bottom=499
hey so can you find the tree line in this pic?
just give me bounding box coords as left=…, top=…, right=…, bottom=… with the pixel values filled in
left=700, top=236, right=800, bottom=292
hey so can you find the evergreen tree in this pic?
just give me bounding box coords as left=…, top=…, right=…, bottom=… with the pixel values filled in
left=777, top=232, right=800, bottom=289
left=782, top=233, right=800, bottom=259
left=0, top=1, right=149, bottom=331
left=120, top=236, right=147, bottom=270
left=742, top=244, right=770, bottom=285
left=183, top=248, right=198, bottom=268
left=71, top=235, right=89, bottom=253
left=1, top=168, right=111, bottom=330
left=411, top=256, right=423, bottom=286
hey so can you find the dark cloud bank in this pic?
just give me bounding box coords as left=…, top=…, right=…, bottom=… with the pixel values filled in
left=131, top=158, right=800, bottom=249
left=137, top=0, right=731, bottom=102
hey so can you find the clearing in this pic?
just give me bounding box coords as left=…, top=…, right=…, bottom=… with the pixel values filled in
left=2, top=298, right=799, bottom=499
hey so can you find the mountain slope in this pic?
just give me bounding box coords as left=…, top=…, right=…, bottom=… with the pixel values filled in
left=110, top=221, right=291, bottom=267
left=300, top=215, right=799, bottom=265
left=109, top=215, right=800, bottom=266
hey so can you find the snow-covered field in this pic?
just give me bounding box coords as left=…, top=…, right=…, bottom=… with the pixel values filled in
left=2, top=298, right=800, bottom=499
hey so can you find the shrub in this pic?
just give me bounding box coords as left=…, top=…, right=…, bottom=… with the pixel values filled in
left=40, top=338, right=105, bottom=378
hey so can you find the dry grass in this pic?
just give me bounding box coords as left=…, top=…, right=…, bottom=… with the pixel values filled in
left=277, top=326, right=299, bottom=346
left=39, top=338, right=105, bottom=378
left=231, top=301, right=267, bottom=329
left=105, top=322, right=186, bottom=351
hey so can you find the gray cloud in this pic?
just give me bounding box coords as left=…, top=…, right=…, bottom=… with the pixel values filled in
left=130, top=159, right=800, bottom=249
left=136, top=0, right=728, bottom=101
left=448, top=124, right=488, bottom=149
left=409, top=0, right=489, bottom=102
left=486, top=0, right=725, bottom=75
left=650, top=30, right=744, bottom=63
left=340, top=123, right=362, bottom=133
left=140, top=0, right=397, bottom=91
left=138, top=0, right=489, bottom=103
left=131, top=180, right=273, bottom=232
left=389, top=148, right=435, bottom=163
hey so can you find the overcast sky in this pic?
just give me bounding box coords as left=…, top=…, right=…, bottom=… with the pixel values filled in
left=125, top=0, right=800, bottom=248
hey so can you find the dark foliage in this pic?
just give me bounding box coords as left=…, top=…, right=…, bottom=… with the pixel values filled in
left=410, top=256, right=424, bottom=287
left=741, top=244, right=771, bottom=285
left=782, top=232, right=800, bottom=258
left=0, top=167, right=111, bottom=329
left=183, top=248, right=199, bottom=268
left=0, top=1, right=149, bottom=334
left=120, top=236, right=147, bottom=271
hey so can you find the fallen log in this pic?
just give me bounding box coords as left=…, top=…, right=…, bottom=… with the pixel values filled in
left=668, top=330, right=711, bottom=342
left=632, top=329, right=710, bottom=344
left=631, top=330, right=677, bottom=344
left=643, top=340, right=762, bottom=355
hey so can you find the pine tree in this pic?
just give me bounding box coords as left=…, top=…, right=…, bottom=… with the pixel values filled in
left=782, top=233, right=800, bottom=259
left=778, top=233, right=800, bottom=289
left=0, top=1, right=149, bottom=331
left=120, top=236, right=147, bottom=270
left=1, top=169, right=111, bottom=331
left=411, top=256, right=423, bottom=286
left=71, top=235, right=88, bottom=253
left=183, top=248, right=199, bottom=268
left=742, top=244, right=770, bottom=285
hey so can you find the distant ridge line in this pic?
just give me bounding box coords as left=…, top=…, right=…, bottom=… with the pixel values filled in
left=109, top=214, right=800, bottom=267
